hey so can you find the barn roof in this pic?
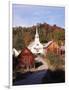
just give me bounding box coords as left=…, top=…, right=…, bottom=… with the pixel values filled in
left=18, top=47, right=35, bottom=58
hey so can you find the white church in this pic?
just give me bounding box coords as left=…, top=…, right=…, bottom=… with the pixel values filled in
left=28, top=27, right=44, bottom=55
left=28, top=26, right=54, bottom=56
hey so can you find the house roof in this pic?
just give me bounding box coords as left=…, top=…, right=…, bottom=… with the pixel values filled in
left=12, top=48, right=19, bottom=57
left=43, top=40, right=53, bottom=48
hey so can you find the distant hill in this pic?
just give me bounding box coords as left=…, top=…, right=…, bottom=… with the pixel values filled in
left=13, top=23, right=65, bottom=50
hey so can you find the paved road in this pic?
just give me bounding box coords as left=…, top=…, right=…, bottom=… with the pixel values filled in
left=13, top=70, right=47, bottom=85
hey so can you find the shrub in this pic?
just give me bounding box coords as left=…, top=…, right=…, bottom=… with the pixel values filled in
left=46, top=52, right=65, bottom=70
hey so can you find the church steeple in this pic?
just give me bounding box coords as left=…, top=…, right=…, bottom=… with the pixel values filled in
left=35, top=27, right=40, bottom=42
left=28, top=25, right=44, bottom=55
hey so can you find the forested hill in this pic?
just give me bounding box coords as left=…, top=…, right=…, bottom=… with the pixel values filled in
left=13, top=23, right=65, bottom=50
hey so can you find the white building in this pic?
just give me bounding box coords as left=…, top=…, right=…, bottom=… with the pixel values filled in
left=12, top=48, right=21, bottom=57
left=28, top=27, right=44, bottom=55
left=28, top=27, right=55, bottom=56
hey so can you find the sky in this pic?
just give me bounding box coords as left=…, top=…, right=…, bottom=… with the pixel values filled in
left=12, top=4, right=65, bottom=28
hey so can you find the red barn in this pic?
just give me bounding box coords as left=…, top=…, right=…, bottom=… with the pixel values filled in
left=18, top=48, right=35, bottom=70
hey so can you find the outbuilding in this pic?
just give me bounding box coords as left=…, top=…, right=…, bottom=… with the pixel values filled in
left=18, top=48, right=35, bottom=70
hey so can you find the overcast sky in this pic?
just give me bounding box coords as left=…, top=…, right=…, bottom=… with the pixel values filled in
left=12, top=4, right=65, bottom=28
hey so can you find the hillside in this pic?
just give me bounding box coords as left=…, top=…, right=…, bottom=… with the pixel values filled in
left=13, top=23, right=65, bottom=50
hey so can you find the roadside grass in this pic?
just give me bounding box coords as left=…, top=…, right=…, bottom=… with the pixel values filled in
left=45, top=52, right=65, bottom=71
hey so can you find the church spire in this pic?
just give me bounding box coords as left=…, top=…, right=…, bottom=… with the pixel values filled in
left=28, top=24, right=44, bottom=55
left=35, top=26, right=40, bottom=42
left=36, top=27, right=39, bottom=36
